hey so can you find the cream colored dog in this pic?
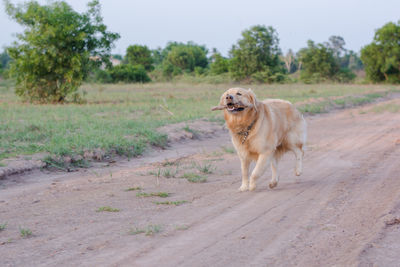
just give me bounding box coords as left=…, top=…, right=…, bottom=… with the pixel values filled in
left=212, top=88, right=306, bottom=191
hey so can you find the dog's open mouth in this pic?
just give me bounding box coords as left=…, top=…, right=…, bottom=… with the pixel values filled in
left=227, top=103, right=245, bottom=112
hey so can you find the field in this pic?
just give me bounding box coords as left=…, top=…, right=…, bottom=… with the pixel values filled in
left=1, top=81, right=399, bottom=165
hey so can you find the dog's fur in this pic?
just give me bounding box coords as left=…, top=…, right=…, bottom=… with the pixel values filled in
left=212, top=88, right=307, bottom=191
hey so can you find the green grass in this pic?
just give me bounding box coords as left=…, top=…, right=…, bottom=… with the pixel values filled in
left=19, top=227, right=32, bottom=238
left=196, top=162, right=215, bottom=174
left=1, top=82, right=399, bottom=161
left=155, top=200, right=187, bottom=206
left=0, top=223, right=7, bottom=231
left=182, top=172, right=207, bottom=183
left=136, top=192, right=170, bottom=198
left=96, top=206, right=120, bottom=212
left=221, top=146, right=235, bottom=154
left=125, top=187, right=142, bottom=191
left=128, top=224, right=162, bottom=236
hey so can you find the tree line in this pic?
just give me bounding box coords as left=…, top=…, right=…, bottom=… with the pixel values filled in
left=1, top=0, right=400, bottom=103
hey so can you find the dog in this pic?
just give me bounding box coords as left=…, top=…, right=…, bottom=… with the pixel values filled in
left=212, top=88, right=306, bottom=191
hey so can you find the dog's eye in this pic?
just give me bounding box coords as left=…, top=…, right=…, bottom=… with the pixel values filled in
left=236, top=92, right=242, bottom=96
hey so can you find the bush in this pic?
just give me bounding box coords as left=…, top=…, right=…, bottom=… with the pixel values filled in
left=335, top=68, right=356, bottom=83
left=107, top=64, right=151, bottom=83
left=251, top=70, right=288, bottom=84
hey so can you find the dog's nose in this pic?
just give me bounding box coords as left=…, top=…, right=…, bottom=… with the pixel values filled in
left=226, top=94, right=233, bottom=100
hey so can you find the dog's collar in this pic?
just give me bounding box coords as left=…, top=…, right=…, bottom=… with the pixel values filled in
left=237, top=119, right=257, bottom=144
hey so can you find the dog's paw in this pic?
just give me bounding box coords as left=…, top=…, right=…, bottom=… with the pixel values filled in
left=295, top=169, right=302, bottom=176
left=238, top=184, right=249, bottom=192
left=269, top=181, right=278, bottom=189
left=249, top=182, right=257, bottom=191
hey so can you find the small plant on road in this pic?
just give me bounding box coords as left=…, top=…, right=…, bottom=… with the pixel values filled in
left=96, top=206, right=120, bottom=212
left=20, top=227, right=32, bottom=238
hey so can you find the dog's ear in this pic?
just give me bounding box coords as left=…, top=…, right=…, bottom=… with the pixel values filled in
left=248, top=88, right=257, bottom=112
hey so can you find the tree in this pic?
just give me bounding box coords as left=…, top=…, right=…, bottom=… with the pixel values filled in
left=298, top=40, right=339, bottom=82
left=125, top=45, right=154, bottom=71
left=162, top=42, right=208, bottom=74
left=5, top=0, right=120, bottom=103
left=281, top=49, right=295, bottom=73
left=209, top=49, right=229, bottom=75
left=298, top=40, right=356, bottom=83
left=361, top=21, right=400, bottom=83
left=229, top=25, right=283, bottom=80
left=326, top=35, right=346, bottom=59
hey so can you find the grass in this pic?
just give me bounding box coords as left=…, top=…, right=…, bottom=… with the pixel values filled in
left=155, top=200, right=187, bottom=206
left=1, top=82, right=399, bottom=161
left=128, top=224, right=162, bottom=236
left=125, top=187, right=142, bottom=191
left=182, top=172, right=207, bottom=183
left=0, top=223, right=7, bottom=231
left=96, top=206, right=120, bottom=212
left=221, top=146, right=235, bottom=154
left=19, top=227, right=32, bottom=238
left=136, top=192, right=170, bottom=198
left=196, top=162, right=215, bottom=174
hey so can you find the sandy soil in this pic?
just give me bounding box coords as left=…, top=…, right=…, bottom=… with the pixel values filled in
left=1, top=99, right=400, bottom=267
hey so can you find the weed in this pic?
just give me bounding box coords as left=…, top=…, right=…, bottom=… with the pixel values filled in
left=175, top=225, right=189, bottom=230
left=182, top=172, right=207, bottom=183
left=20, top=227, right=32, bottom=238
left=221, top=146, right=235, bottom=154
left=196, top=162, right=215, bottom=174
left=155, top=200, right=187, bottom=206
left=0, top=223, right=7, bottom=231
left=125, top=187, right=142, bottom=191
left=136, top=192, right=170, bottom=198
left=128, top=228, right=146, bottom=235
left=145, top=224, right=162, bottom=236
left=162, top=167, right=179, bottom=178
left=183, top=125, right=199, bottom=138
left=96, top=206, right=120, bottom=212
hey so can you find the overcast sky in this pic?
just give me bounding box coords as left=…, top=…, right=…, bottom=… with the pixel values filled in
left=1, top=0, right=399, bottom=56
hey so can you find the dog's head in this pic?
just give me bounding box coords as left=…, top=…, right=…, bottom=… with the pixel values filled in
left=212, top=88, right=257, bottom=114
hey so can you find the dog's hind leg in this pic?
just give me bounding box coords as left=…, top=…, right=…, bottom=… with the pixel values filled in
left=269, top=156, right=279, bottom=189
left=249, top=151, right=273, bottom=191
left=293, top=145, right=304, bottom=176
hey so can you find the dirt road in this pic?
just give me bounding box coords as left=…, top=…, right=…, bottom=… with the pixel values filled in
left=1, top=99, right=400, bottom=267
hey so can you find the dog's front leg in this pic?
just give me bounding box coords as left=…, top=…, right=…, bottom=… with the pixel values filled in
left=249, top=151, right=273, bottom=191
left=239, top=157, right=251, bottom=192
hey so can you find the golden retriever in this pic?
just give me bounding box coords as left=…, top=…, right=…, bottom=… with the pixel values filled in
left=212, top=88, right=306, bottom=191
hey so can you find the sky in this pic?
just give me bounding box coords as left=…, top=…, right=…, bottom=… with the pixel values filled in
left=1, top=0, right=399, bottom=56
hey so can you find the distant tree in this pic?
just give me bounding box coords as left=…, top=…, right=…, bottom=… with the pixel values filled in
left=151, top=47, right=163, bottom=65
left=361, top=21, right=400, bottom=83
left=125, top=45, right=154, bottom=71
left=298, top=40, right=339, bottom=82
left=209, top=49, right=229, bottom=75
left=298, top=39, right=356, bottom=83
left=163, top=42, right=208, bottom=74
left=0, top=50, right=10, bottom=69
left=229, top=25, right=284, bottom=81
left=281, top=49, right=295, bottom=73
left=4, top=0, right=119, bottom=103
left=112, top=54, right=123, bottom=60
left=326, top=35, right=346, bottom=59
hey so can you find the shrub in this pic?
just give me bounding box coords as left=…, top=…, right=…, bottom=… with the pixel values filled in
left=107, top=64, right=151, bottom=83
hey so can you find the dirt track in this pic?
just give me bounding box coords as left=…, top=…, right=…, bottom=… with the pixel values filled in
left=1, top=99, right=400, bottom=267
